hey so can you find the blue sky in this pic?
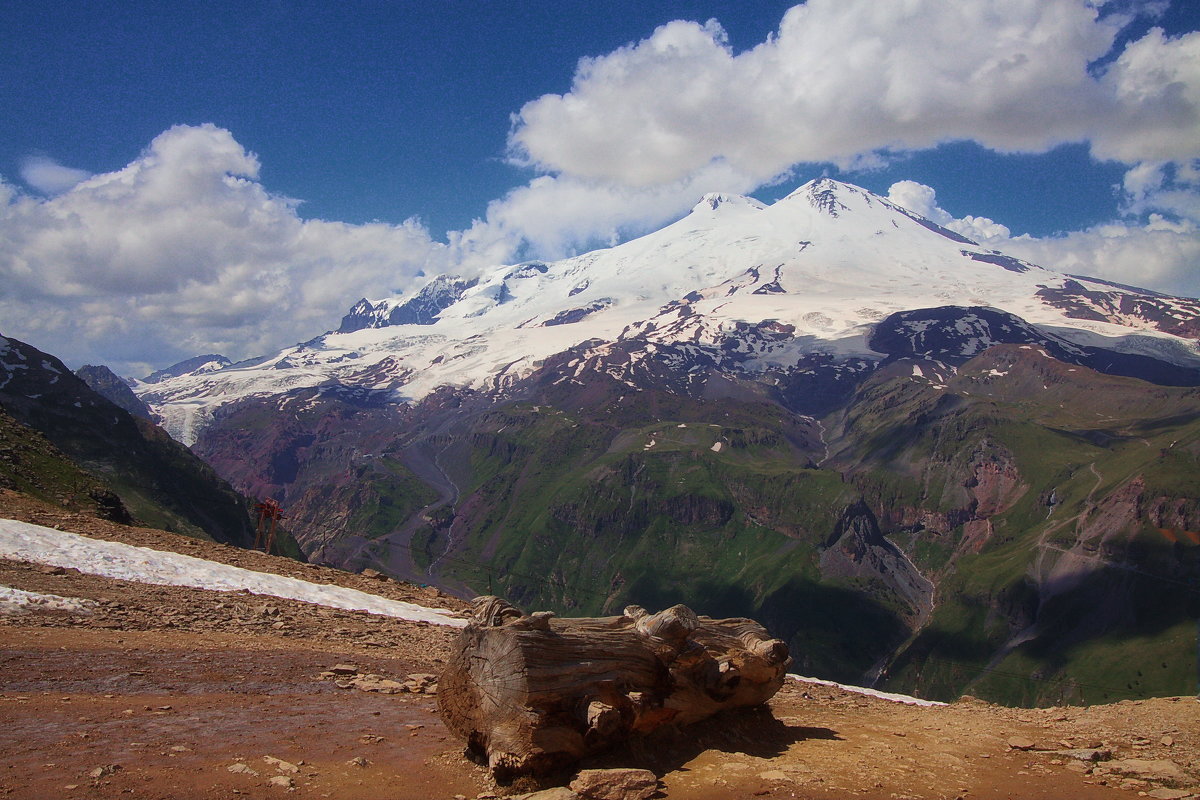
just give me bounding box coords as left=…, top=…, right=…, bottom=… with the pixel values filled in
left=1, top=1, right=1198, bottom=374
left=3, top=2, right=798, bottom=235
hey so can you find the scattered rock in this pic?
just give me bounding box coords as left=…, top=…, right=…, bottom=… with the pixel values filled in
left=358, top=734, right=385, bottom=744
left=1100, top=759, right=1190, bottom=783
left=359, top=674, right=408, bottom=693
left=262, top=755, right=300, bottom=774
left=404, top=672, right=438, bottom=693
left=267, top=775, right=294, bottom=789
left=758, top=770, right=788, bottom=781
left=1147, top=789, right=1194, bottom=800
left=1007, top=737, right=1037, bottom=751
left=87, top=764, right=120, bottom=779
left=512, top=789, right=580, bottom=800
left=360, top=568, right=387, bottom=580
left=346, top=756, right=369, bottom=768
left=1053, top=748, right=1111, bottom=762
left=227, top=763, right=258, bottom=776
left=319, top=666, right=439, bottom=695
left=1161, top=735, right=1175, bottom=747
left=569, top=768, right=659, bottom=800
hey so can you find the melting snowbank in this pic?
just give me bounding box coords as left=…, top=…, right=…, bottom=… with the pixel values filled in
left=791, top=674, right=946, bottom=707
left=0, top=519, right=466, bottom=627
left=0, top=585, right=98, bottom=614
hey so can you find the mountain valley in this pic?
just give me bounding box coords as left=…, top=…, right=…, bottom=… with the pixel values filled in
left=10, top=178, right=1198, bottom=707
left=1, top=493, right=1197, bottom=800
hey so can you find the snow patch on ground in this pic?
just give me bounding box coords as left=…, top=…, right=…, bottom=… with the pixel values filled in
left=0, top=585, right=98, bottom=615
left=0, top=519, right=466, bottom=627
left=790, top=674, right=946, bottom=707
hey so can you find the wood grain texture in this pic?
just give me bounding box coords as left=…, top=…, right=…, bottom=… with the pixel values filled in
left=438, top=597, right=791, bottom=778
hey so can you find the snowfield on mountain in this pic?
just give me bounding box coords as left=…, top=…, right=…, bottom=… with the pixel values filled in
left=136, top=179, right=1200, bottom=445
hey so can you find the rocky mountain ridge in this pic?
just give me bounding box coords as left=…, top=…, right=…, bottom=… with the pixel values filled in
left=0, top=334, right=269, bottom=548
left=76, top=364, right=153, bottom=419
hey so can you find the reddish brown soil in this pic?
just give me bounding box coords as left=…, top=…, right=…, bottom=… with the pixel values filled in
left=1, top=492, right=1198, bottom=800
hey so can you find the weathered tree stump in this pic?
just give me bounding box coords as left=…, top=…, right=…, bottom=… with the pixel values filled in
left=437, top=596, right=791, bottom=779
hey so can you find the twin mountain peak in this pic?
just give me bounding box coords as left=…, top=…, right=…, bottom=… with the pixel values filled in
left=136, top=178, right=1200, bottom=444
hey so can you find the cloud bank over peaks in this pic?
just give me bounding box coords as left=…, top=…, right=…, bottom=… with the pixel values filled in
left=4, top=1, right=1199, bottom=376
left=509, top=0, right=1200, bottom=187
left=457, top=159, right=763, bottom=262
left=886, top=178, right=1200, bottom=298
left=499, top=0, right=1199, bottom=294
left=0, top=124, right=471, bottom=375
left=885, top=181, right=1017, bottom=243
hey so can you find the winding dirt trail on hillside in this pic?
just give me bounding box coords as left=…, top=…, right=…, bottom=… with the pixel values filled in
left=990, top=463, right=1109, bottom=675
left=1030, top=461, right=1105, bottom=578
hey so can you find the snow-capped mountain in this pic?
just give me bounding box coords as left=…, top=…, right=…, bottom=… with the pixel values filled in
left=123, top=179, right=1200, bottom=703
left=137, top=178, right=1200, bottom=443
left=142, top=354, right=233, bottom=385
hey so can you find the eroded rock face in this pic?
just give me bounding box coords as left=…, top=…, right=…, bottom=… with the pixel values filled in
left=966, top=453, right=1026, bottom=519
left=820, top=501, right=934, bottom=624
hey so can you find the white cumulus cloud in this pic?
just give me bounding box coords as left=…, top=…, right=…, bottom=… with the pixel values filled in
left=510, top=0, right=1199, bottom=186
left=1003, top=216, right=1200, bottom=297
left=459, top=160, right=762, bottom=261
left=0, top=125, right=486, bottom=376
left=19, top=156, right=92, bottom=196
left=887, top=179, right=1200, bottom=297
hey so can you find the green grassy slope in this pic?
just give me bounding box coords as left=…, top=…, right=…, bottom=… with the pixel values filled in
left=425, top=347, right=1199, bottom=703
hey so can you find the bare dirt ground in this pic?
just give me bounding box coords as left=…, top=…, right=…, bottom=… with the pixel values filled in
left=2, top=492, right=1198, bottom=800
